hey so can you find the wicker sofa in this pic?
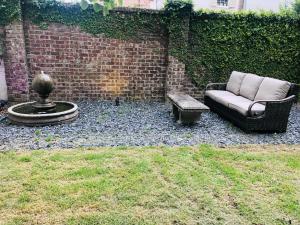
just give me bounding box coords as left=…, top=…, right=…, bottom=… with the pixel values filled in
left=204, top=71, right=298, bottom=133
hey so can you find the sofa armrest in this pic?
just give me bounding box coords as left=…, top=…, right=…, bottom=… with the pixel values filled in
left=206, top=83, right=227, bottom=91
left=248, top=95, right=296, bottom=117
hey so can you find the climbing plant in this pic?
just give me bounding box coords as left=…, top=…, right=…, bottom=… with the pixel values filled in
left=0, top=0, right=21, bottom=26
left=186, top=11, right=300, bottom=86
left=163, top=1, right=300, bottom=86
left=80, top=0, right=123, bottom=16
left=23, top=0, right=166, bottom=39
left=164, top=0, right=192, bottom=58
left=293, top=0, right=300, bottom=15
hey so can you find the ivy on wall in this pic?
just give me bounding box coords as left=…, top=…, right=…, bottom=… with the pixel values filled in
left=23, top=0, right=166, bottom=40
left=187, top=11, right=300, bottom=86
left=164, top=1, right=192, bottom=57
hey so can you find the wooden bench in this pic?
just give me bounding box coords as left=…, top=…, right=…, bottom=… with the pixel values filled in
left=167, top=92, right=209, bottom=125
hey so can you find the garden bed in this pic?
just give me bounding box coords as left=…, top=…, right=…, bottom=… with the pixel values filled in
left=0, top=101, right=299, bottom=150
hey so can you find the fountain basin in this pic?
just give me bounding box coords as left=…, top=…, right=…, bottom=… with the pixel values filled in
left=8, top=101, right=78, bottom=126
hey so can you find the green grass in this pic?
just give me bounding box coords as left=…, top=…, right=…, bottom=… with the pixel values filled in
left=0, top=145, right=299, bottom=225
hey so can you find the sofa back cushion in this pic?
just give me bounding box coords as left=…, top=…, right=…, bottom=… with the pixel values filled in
left=255, top=77, right=291, bottom=102
left=226, top=71, right=246, bottom=95
left=240, top=73, right=264, bottom=100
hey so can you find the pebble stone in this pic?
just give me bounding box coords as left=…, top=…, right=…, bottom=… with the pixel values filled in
left=0, top=101, right=299, bottom=151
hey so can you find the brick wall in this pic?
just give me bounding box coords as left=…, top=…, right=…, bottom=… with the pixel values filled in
left=24, top=22, right=168, bottom=101
left=2, top=6, right=203, bottom=102
left=4, top=21, right=30, bottom=102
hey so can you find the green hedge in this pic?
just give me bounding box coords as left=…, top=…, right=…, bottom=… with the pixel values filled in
left=187, top=11, right=300, bottom=86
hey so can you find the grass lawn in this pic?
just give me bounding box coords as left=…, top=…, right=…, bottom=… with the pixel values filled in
left=0, top=145, right=300, bottom=225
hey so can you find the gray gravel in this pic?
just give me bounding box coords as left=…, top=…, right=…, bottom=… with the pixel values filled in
left=0, top=101, right=299, bottom=150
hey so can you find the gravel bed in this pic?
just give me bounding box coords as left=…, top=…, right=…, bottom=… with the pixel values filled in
left=0, top=101, right=299, bottom=150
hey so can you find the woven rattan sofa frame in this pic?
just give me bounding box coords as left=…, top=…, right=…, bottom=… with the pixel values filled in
left=204, top=82, right=298, bottom=133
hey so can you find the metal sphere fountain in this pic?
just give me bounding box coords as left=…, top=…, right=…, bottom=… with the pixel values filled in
left=8, top=71, right=78, bottom=126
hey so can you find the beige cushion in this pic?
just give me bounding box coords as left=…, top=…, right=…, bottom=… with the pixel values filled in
left=226, top=71, right=246, bottom=95
left=205, top=90, right=239, bottom=106
left=240, top=74, right=264, bottom=100
left=206, top=90, right=265, bottom=116
left=255, top=77, right=290, bottom=102
left=228, top=97, right=265, bottom=116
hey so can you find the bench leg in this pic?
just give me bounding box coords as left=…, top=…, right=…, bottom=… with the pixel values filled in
left=172, top=104, right=179, bottom=121
left=178, top=111, right=202, bottom=125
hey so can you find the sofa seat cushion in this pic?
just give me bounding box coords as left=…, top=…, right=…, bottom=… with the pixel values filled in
left=205, top=90, right=265, bottom=116
left=226, top=71, right=247, bottom=95
left=228, top=98, right=265, bottom=116
left=240, top=73, right=264, bottom=100
left=255, top=77, right=291, bottom=102
left=205, top=90, right=239, bottom=106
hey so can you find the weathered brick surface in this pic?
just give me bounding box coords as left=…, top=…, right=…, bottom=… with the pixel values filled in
left=166, top=56, right=186, bottom=93
left=166, top=56, right=203, bottom=99
left=3, top=22, right=29, bottom=101
left=24, top=22, right=168, bottom=101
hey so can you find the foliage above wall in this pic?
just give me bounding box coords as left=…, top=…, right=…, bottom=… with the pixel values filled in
left=23, top=0, right=166, bottom=40
left=0, top=0, right=21, bottom=26
left=294, top=0, right=300, bottom=15
left=79, top=0, right=123, bottom=16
